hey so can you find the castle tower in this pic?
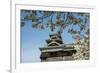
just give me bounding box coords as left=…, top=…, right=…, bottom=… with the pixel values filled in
left=39, top=32, right=76, bottom=62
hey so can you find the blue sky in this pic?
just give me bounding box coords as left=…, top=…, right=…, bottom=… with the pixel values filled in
left=20, top=10, right=89, bottom=63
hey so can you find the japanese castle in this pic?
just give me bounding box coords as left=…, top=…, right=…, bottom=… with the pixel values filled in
left=39, top=32, right=76, bottom=62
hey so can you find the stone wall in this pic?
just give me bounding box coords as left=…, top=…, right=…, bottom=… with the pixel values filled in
left=42, top=56, right=74, bottom=62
